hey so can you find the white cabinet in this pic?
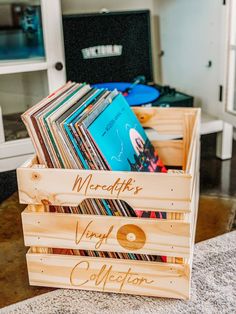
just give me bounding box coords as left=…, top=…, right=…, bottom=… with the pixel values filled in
left=154, top=0, right=235, bottom=159
left=0, top=0, right=66, bottom=171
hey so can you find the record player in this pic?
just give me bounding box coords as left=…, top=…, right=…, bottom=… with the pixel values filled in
left=62, top=10, right=193, bottom=107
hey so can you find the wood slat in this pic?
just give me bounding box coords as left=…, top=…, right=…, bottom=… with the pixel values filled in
left=182, top=113, right=195, bottom=170
left=186, top=109, right=201, bottom=172
left=26, top=251, right=190, bottom=299
left=17, top=166, right=192, bottom=211
left=133, top=107, right=198, bottom=136
left=27, top=203, right=51, bottom=255
left=152, top=140, right=183, bottom=166
left=20, top=155, right=38, bottom=168
left=189, top=139, right=200, bottom=196
left=191, top=173, right=200, bottom=258
left=22, top=208, right=190, bottom=258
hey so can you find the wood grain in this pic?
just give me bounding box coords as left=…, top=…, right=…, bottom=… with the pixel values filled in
left=133, top=107, right=199, bottom=136
left=152, top=140, right=183, bottom=166
left=186, top=109, right=201, bottom=173
left=22, top=208, right=191, bottom=258
left=26, top=250, right=190, bottom=299
left=17, top=166, right=192, bottom=211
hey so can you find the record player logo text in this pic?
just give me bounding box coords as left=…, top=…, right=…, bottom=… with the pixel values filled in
left=81, top=45, right=122, bottom=59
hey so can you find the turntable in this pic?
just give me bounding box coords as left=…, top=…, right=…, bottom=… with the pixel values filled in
left=63, top=10, right=193, bottom=108
left=93, top=75, right=193, bottom=107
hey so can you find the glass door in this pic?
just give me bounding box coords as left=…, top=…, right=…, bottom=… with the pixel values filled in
left=0, top=0, right=45, bottom=61
left=0, top=70, right=48, bottom=142
left=0, top=0, right=66, bottom=171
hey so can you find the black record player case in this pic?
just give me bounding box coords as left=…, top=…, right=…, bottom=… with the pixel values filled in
left=62, top=10, right=153, bottom=84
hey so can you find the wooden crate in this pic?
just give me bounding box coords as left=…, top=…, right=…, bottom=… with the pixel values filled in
left=17, top=107, right=200, bottom=299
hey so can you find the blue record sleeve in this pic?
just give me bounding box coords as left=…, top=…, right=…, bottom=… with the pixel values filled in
left=87, top=93, right=155, bottom=171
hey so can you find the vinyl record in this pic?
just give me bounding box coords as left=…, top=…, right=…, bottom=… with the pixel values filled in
left=92, top=82, right=160, bottom=106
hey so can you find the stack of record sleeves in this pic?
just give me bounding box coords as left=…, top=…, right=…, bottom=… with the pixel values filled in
left=22, top=82, right=167, bottom=261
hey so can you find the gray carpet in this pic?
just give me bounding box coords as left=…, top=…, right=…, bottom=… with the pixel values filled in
left=1, top=231, right=236, bottom=314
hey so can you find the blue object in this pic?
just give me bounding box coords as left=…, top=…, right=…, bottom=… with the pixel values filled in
left=92, top=82, right=160, bottom=106
left=88, top=93, right=154, bottom=171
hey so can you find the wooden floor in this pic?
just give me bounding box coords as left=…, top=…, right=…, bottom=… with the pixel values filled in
left=0, top=134, right=235, bottom=308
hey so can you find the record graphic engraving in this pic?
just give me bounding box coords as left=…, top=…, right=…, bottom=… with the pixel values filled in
left=117, top=224, right=146, bottom=250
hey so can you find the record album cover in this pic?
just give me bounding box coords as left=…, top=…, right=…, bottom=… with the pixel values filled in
left=87, top=93, right=166, bottom=173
